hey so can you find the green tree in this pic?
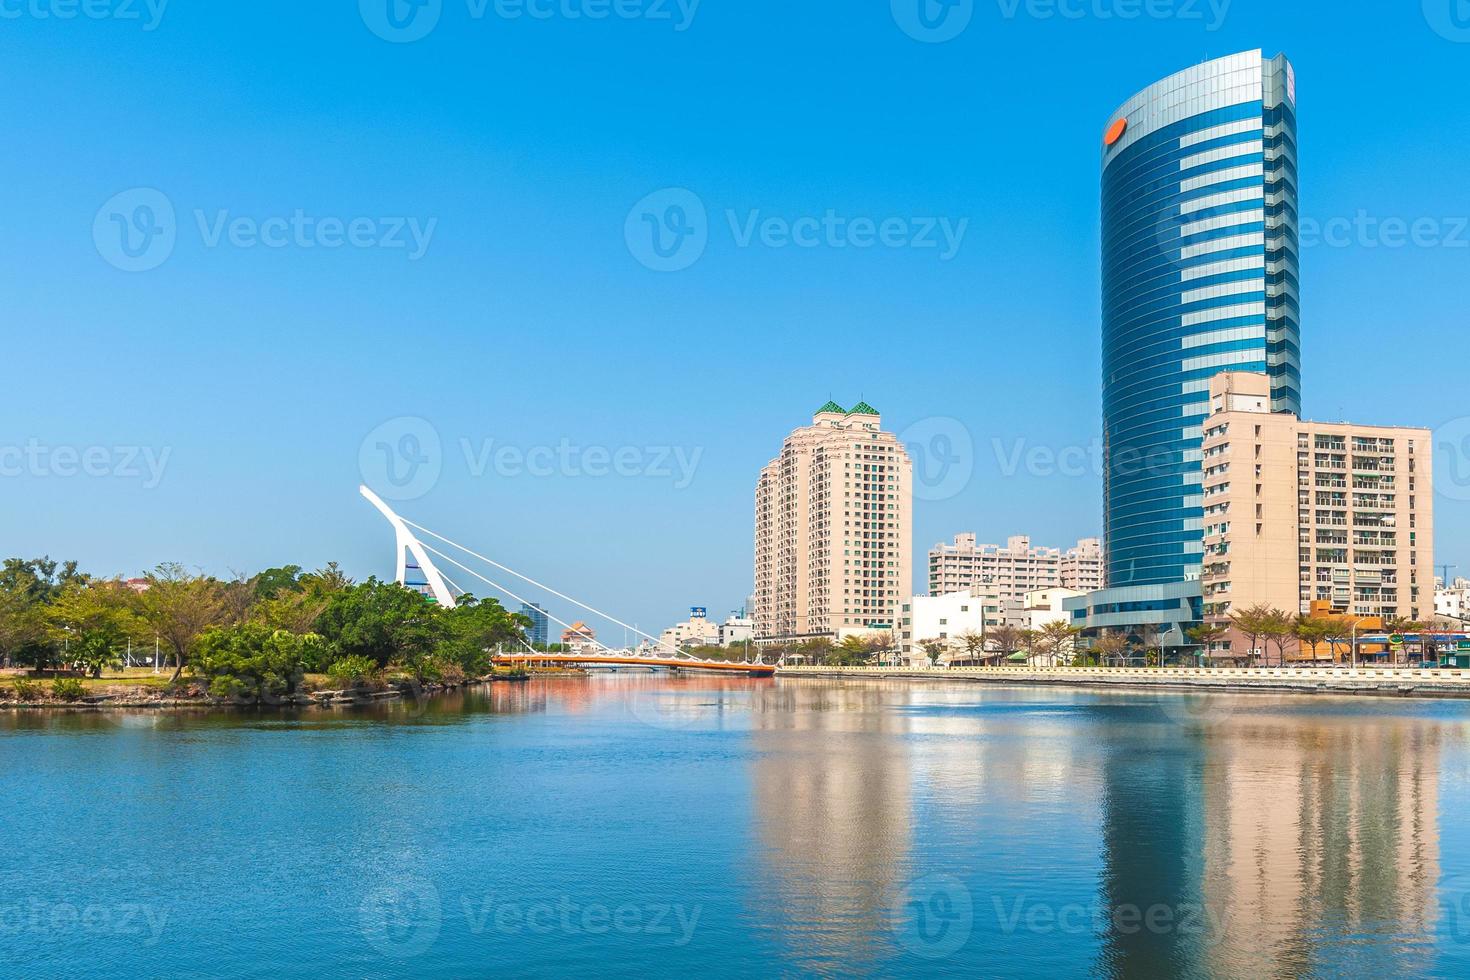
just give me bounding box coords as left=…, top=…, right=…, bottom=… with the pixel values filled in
left=193, top=623, right=321, bottom=699
left=440, top=596, right=527, bottom=676
left=46, top=581, right=145, bottom=676
left=137, top=564, right=234, bottom=682
left=316, top=579, right=448, bottom=669
left=919, top=638, right=949, bottom=668
left=252, top=565, right=304, bottom=601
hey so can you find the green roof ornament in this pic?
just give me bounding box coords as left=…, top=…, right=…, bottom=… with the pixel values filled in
left=816, top=400, right=847, bottom=415
left=847, top=401, right=879, bottom=416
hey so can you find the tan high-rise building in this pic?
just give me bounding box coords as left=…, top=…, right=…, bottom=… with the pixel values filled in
left=928, top=534, right=1103, bottom=603
left=1200, top=372, right=1434, bottom=656
left=753, top=401, right=912, bottom=643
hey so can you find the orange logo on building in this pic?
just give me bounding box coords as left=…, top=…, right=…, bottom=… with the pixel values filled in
left=1104, top=118, right=1127, bottom=147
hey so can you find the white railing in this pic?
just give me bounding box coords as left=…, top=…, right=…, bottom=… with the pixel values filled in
left=776, top=665, right=1470, bottom=683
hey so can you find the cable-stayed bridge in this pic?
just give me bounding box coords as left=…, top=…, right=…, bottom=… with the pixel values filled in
left=360, top=486, right=774, bottom=677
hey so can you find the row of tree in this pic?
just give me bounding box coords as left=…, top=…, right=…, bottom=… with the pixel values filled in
left=0, top=557, right=528, bottom=698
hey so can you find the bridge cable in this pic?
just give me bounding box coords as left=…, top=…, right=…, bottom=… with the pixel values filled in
left=406, top=519, right=698, bottom=662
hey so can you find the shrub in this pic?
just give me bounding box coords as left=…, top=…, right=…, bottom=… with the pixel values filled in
left=12, top=678, right=43, bottom=701
left=328, top=655, right=379, bottom=685
left=193, top=624, right=313, bottom=697
left=52, top=678, right=86, bottom=702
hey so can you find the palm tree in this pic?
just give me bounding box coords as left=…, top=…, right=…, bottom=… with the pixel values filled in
left=989, top=625, right=1023, bottom=663
left=956, top=629, right=987, bottom=666
left=1036, top=620, right=1082, bottom=667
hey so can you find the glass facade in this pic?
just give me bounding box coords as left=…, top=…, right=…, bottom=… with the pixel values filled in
left=1101, top=50, right=1299, bottom=589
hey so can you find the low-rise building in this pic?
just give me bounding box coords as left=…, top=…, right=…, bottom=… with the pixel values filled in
left=899, top=587, right=1006, bottom=665
left=659, top=607, right=721, bottom=651
left=561, top=621, right=598, bottom=653
left=1437, top=578, right=1470, bottom=624
left=719, top=614, right=755, bottom=648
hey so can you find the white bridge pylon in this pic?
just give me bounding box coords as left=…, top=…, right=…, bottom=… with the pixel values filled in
left=359, top=485, right=459, bottom=609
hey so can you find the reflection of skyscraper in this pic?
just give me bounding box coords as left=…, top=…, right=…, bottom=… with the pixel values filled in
left=1197, top=715, right=1441, bottom=977
left=1093, top=703, right=1446, bottom=978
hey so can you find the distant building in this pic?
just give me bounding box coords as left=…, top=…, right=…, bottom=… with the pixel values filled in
left=659, top=607, right=721, bottom=651
left=124, top=578, right=151, bottom=594
left=753, top=401, right=912, bottom=644
left=1013, top=587, right=1087, bottom=633
left=561, top=621, right=598, bottom=652
left=928, top=534, right=1102, bottom=604
left=719, top=614, right=755, bottom=648
left=519, top=602, right=549, bottom=647
left=1437, top=579, right=1470, bottom=624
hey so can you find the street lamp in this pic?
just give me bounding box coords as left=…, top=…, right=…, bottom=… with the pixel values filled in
left=1349, top=616, right=1375, bottom=670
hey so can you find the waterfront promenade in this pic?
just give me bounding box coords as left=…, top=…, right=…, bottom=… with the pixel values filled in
left=778, top=664, right=1470, bottom=699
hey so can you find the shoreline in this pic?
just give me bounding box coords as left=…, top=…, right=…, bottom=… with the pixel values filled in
left=0, top=674, right=534, bottom=712
left=776, top=665, right=1470, bottom=701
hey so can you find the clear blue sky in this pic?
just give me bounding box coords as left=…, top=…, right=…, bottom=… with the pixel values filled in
left=5, top=1, right=1469, bottom=633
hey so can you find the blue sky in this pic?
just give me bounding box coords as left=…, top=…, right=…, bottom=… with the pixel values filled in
left=4, top=1, right=1469, bottom=633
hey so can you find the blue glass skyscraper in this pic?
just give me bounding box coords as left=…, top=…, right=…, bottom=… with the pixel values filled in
left=1101, top=50, right=1300, bottom=590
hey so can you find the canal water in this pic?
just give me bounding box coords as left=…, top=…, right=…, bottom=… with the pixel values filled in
left=4, top=675, right=1470, bottom=978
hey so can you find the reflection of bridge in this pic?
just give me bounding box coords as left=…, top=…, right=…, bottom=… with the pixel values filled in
left=494, top=653, right=775, bottom=676
left=361, top=486, right=775, bottom=677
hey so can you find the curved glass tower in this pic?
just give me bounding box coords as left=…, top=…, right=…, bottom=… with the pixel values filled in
left=1101, top=50, right=1299, bottom=589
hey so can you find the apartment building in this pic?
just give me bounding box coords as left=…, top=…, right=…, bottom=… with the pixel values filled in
left=928, top=534, right=1103, bottom=603
left=753, top=401, right=913, bottom=643
left=1200, top=372, right=1434, bottom=650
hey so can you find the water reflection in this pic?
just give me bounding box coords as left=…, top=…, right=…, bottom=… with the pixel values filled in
left=3, top=676, right=1469, bottom=978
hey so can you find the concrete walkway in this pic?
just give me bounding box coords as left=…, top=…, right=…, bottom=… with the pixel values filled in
left=777, top=664, right=1470, bottom=699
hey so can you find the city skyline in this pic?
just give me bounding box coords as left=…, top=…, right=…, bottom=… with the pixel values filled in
left=6, top=7, right=1470, bottom=631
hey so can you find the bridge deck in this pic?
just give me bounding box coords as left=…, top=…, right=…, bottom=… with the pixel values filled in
left=495, top=654, right=774, bottom=676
